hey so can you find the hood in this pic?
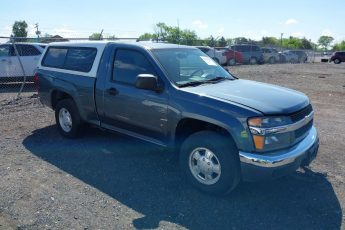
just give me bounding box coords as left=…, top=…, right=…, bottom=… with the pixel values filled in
left=183, top=79, right=309, bottom=115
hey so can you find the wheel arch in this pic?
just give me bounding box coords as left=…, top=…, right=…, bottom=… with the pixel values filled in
left=173, top=117, right=239, bottom=153
left=51, top=89, right=74, bottom=109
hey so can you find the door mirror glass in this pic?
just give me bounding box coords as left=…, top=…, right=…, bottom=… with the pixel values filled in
left=135, top=74, right=161, bottom=92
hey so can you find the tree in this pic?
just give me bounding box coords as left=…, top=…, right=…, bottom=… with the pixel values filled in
left=300, top=38, right=313, bottom=49
left=180, top=29, right=197, bottom=45
left=233, top=37, right=248, bottom=44
left=89, top=33, right=103, bottom=40
left=217, top=36, right=227, bottom=47
left=318, top=36, right=334, bottom=51
left=12, top=20, right=28, bottom=38
left=262, top=37, right=279, bottom=47
left=206, top=36, right=216, bottom=47
left=138, top=33, right=157, bottom=41
left=154, top=22, right=169, bottom=40
left=226, top=38, right=235, bottom=46
left=333, top=40, right=345, bottom=51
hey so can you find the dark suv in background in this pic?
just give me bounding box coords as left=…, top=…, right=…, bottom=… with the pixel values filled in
left=230, top=44, right=264, bottom=64
left=330, top=51, right=345, bottom=64
left=288, top=50, right=308, bottom=63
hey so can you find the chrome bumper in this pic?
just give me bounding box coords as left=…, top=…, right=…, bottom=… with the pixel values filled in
left=239, top=126, right=318, bottom=168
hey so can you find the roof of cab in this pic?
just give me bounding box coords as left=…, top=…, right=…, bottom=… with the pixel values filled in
left=47, top=40, right=194, bottom=50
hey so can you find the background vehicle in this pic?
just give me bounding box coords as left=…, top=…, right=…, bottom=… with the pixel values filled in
left=36, top=41, right=319, bottom=195
left=288, top=50, right=308, bottom=63
left=195, top=46, right=227, bottom=65
left=215, top=47, right=243, bottom=65
left=280, top=50, right=299, bottom=63
left=329, top=51, right=345, bottom=64
left=230, top=44, right=264, bottom=64
left=261, top=48, right=280, bottom=64
left=0, top=43, right=45, bottom=81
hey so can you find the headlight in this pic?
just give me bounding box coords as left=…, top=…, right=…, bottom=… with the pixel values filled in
left=248, top=117, right=292, bottom=151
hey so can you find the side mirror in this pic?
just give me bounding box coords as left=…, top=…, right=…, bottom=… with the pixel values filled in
left=135, top=74, right=162, bottom=92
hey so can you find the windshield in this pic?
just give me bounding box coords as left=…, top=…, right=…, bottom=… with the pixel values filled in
left=152, top=48, right=234, bottom=87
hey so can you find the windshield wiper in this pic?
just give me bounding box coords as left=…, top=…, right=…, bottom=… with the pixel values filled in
left=206, top=77, right=230, bottom=82
left=178, top=77, right=230, bottom=88
left=177, top=81, right=208, bottom=88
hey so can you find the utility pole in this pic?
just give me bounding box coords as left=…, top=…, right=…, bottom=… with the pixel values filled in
left=35, top=23, right=41, bottom=41
left=280, top=33, right=284, bottom=51
left=100, top=29, right=104, bottom=40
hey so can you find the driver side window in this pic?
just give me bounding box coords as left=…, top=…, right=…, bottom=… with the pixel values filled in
left=112, top=49, right=156, bottom=85
left=0, top=45, right=10, bottom=57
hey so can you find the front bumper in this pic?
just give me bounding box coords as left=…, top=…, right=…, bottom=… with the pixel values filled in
left=239, top=126, right=319, bottom=181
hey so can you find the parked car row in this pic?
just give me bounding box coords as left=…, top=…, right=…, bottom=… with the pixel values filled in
left=196, top=45, right=311, bottom=66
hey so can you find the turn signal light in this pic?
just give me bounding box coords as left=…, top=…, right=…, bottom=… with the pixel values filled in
left=253, top=135, right=265, bottom=150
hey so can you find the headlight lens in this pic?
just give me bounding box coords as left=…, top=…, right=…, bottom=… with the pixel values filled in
left=248, top=116, right=292, bottom=151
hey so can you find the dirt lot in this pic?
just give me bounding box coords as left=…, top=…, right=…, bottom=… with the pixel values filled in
left=0, top=63, right=344, bottom=229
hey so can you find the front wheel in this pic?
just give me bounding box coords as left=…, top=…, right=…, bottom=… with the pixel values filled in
left=334, top=58, right=341, bottom=64
left=55, top=99, right=83, bottom=138
left=180, top=131, right=240, bottom=195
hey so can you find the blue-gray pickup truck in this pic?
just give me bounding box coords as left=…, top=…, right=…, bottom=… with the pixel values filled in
left=35, top=41, right=319, bottom=195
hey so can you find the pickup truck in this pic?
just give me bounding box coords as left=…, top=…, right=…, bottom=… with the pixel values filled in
left=35, top=41, right=319, bottom=195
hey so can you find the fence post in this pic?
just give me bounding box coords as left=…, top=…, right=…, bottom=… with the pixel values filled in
left=10, top=38, right=27, bottom=100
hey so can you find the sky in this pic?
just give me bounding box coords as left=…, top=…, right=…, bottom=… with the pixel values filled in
left=0, top=0, right=344, bottom=43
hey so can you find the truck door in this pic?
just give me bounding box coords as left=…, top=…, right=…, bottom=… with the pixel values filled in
left=0, top=44, right=21, bottom=78
left=102, top=48, right=169, bottom=145
left=16, top=44, right=42, bottom=76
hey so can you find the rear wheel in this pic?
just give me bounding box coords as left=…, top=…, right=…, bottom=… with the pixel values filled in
left=334, top=58, right=341, bottom=64
left=55, top=99, right=83, bottom=138
left=180, top=131, right=240, bottom=195
left=227, top=58, right=236, bottom=66
left=249, top=57, right=257, bottom=65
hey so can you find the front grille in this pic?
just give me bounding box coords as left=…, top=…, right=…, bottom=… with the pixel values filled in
left=295, top=119, right=313, bottom=141
left=289, top=104, right=313, bottom=122
left=290, top=104, right=314, bottom=144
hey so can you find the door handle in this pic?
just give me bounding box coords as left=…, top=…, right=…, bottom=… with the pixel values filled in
left=107, top=88, right=119, bottom=95
left=1, top=59, right=7, bottom=62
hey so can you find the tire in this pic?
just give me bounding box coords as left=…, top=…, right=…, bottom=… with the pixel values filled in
left=55, top=99, right=83, bottom=138
left=180, top=131, right=240, bottom=195
left=249, top=57, right=257, bottom=65
left=227, top=58, right=236, bottom=66
left=334, top=58, right=341, bottom=64
left=290, top=58, right=296, bottom=64
left=269, top=57, right=276, bottom=64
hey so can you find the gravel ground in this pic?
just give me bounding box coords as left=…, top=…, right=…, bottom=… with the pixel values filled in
left=0, top=63, right=344, bottom=229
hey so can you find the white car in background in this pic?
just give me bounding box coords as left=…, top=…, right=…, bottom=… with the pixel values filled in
left=0, top=43, right=45, bottom=81
left=280, top=50, right=299, bottom=63
left=195, top=46, right=227, bottom=65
